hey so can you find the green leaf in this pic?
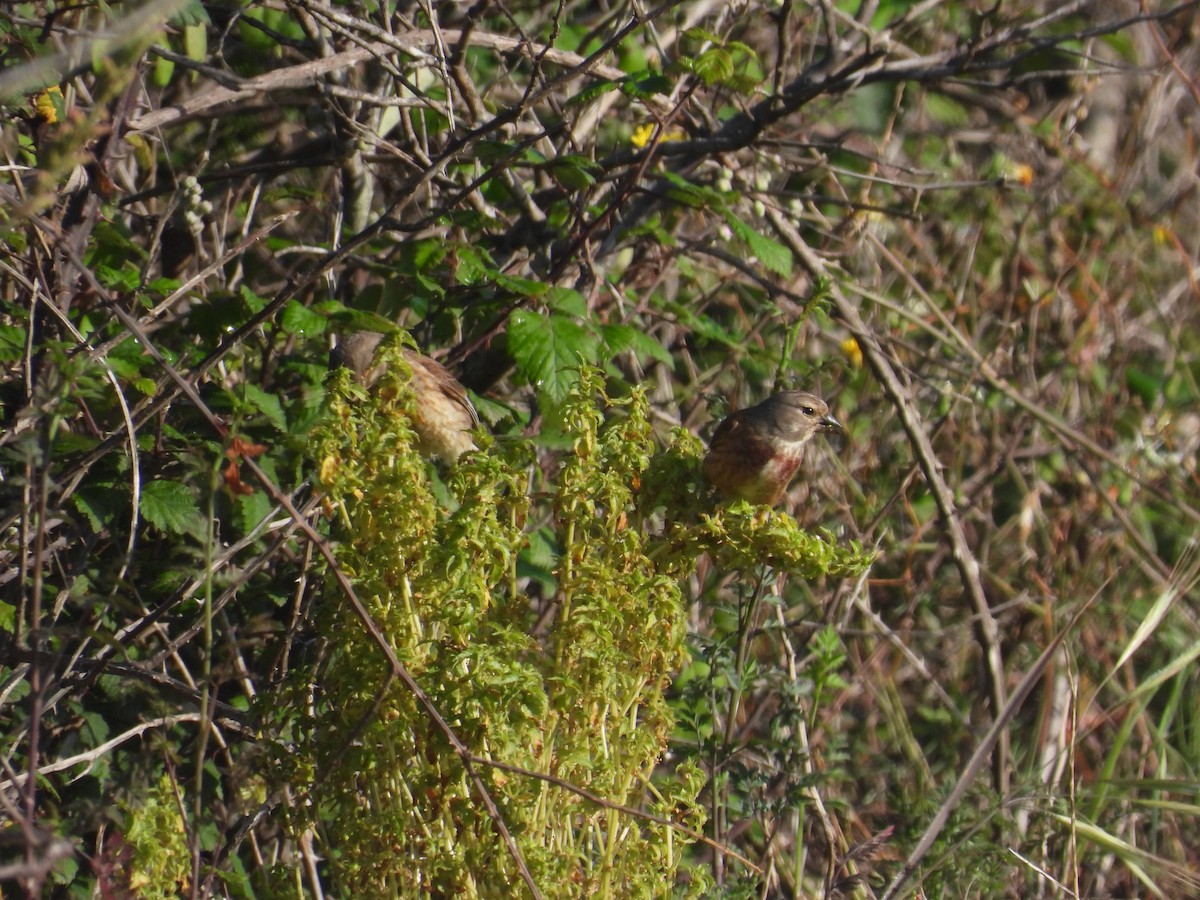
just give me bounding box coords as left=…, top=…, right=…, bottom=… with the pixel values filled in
left=145, top=276, right=181, bottom=294
left=72, top=484, right=125, bottom=533
left=236, top=491, right=274, bottom=536
left=693, top=48, right=734, bottom=87
left=683, top=28, right=724, bottom=45
left=545, top=155, right=600, bottom=189
left=517, top=526, right=559, bottom=593
left=475, top=140, right=524, bottom=164
left=183, top=23, right=207, bottom=62
left=926, top=93, right=969, bottom=126
left=660, top=299, right=739, bottom=347
left=493, top=273, right=549, bottom=297
left=140, top=480, right=197, bottom=535
left=566, top=79, right=619, bottom=107
left=81, top=710, right=110, bottom=746
left=239, top=285, right=267, bottom=314
left=0, top=324, right=27, bottom=362
left=152, top=49, right=175, bottom=87
left=661, top=170, right=726, bottom=209
left=599, top=324, right=674, bottom=368
left=544, top=286, right=587, bottom=317
left=620, top=71, right=673, bottom=100
left=280, top=300, right=326, bottom=337
left=1127, top=369, right=1161, bottom=406
left=722, top=211, right=793, bottom=277
left=243, top=383, right=287, bottom=431
left=724, top=73, right=762, bottom=94
left=509, top=311, right=599, bottom=406
left=413, top=272, right=446, bottom=299
left=390, top=237, right=449, bottom=274
left=454, top=243, right=496, bottom=285
left=316, top=301, right=398, bottom=336
left=725, top=41, right=758, bottom=61
left=95, top=264, right=140, bottom=291
left=170, top=0, right=212, bottom=27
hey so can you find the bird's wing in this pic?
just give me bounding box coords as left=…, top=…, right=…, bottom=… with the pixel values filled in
left=709, top=412, right=774, bottom=468
left=404, top=350, right=479, bottom=428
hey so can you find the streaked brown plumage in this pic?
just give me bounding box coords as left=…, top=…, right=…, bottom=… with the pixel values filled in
left=331, top=331, right=479, bottom=462
left=702, top=391, right=841, bottom=506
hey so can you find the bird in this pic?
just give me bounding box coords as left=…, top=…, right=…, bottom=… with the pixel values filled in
left=702, top=390, right=842, bottom=506
left=330, top=331, right=479, bottom=462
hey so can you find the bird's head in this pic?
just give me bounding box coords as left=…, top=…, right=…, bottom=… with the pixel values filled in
left=764, top=391, right=842, bottom=442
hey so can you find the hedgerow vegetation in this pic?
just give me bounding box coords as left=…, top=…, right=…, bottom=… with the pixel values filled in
left=2, top=0, right=1198, bottom=896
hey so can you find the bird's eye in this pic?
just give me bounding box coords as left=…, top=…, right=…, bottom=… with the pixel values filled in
left=802, top=406, right=815, bottom=416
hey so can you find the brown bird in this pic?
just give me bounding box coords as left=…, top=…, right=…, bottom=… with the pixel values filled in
left=703, top=391, right=842, bottom=506
left=330, top=331, right=479, bottom=462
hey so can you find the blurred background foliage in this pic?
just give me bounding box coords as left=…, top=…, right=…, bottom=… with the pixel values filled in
left=1, top=0, right=1198, bottom=896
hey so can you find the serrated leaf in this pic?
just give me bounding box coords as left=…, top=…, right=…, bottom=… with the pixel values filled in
left=667, top=58, right=695, bottom=78
left=0, top=325, right=23, bottom=362
left=145, top=276, right=181, bottom=294
left=683, top=27, right=723, bottom=44
left=72, top=485, right=123, bottom=533
left=242, top=384, right=287, bottom=431
left=280, top=300, right=326, bottom=337
left=106, top=355, right=145, bottom=383
left=318, top=301, right=398, bottom=335
left=493, top=273, right=548, bottom=297
left=140, top=480, right=197, bottom=535
left=453, top=244, right=495, bottom=285
left=239, top=285, right=266, bottom=313
left=724, top=73, right=762, bottom=95
left=723, top=211, right=793, bottom=276
left=95, top=264, right=140, bottom=291
left=661, top=170, right=725, bottom=209
left=599, top=324, right=674, bottom=368
left=81, top=710, right=110, bottom=746
left=662, top=300, right=739, bottom=347
left=567, top=79, right=619, bottom=107
left=620, top=71, right=673, bottom=100
left=475, top=140, right=520, bottom=163
left=402, top=238, right=454, bottom=273
left=236, top=491, right=274, bottom=535
left=544, top=286, right=587, bottom=317
left=413, top=272, right=446, bottom=297
left=693, top=48, right=734, bottom=87
left=726, top=41, right=758, bottom=61
left=546, top=155, right=599, bottom=189
left=509, top=311, right=599, bottom=406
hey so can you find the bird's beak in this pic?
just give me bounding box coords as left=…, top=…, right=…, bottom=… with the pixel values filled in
left=819, top=414, right=843, bottom=434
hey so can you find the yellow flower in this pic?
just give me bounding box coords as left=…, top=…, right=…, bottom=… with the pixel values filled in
left=33, top=85, right=63, bottom=123
left=630, top=122, right=684, bottom=148
left=841, top=337, right=863, bottom=368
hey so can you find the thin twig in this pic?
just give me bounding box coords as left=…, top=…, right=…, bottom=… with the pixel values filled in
left=766, top=206, right=1012, bottom=797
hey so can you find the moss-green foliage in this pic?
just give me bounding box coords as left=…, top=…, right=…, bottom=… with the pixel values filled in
left=120, top=774, right=192, bottom=899
left=306, top=354, right=681, bottom=895
left=11, top=3, right=1196, bottom=896
left=297, top=352, right=868, bottom=896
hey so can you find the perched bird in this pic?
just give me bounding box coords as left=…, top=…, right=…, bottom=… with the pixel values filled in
left=703, top=391, right=842, bottom=506
left=330, top=331, right=479, bottom=462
